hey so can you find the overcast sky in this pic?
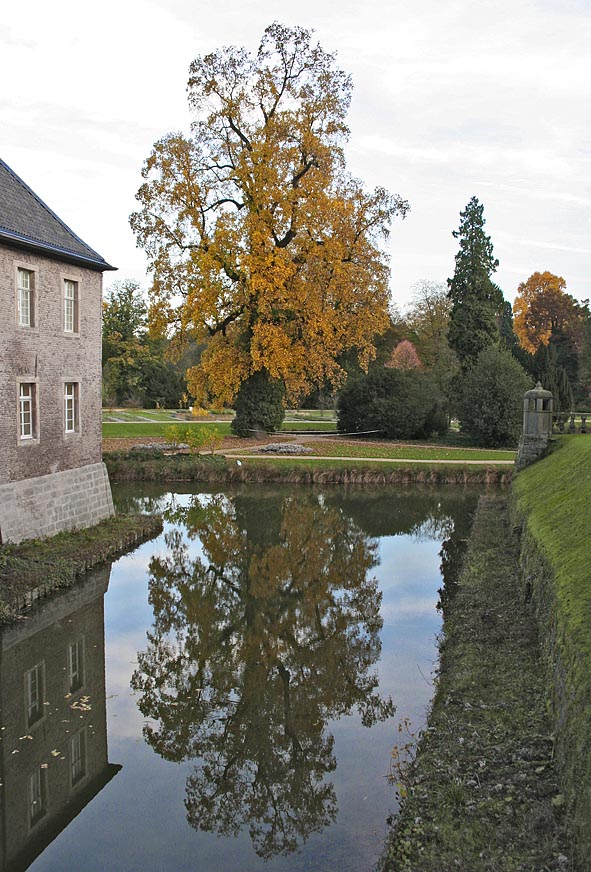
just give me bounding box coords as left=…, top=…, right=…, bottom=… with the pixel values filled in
left=2, top=0, right=590, bottom=311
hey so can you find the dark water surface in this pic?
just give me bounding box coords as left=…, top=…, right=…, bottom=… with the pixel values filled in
left=4, top=484, right=479, bottom=872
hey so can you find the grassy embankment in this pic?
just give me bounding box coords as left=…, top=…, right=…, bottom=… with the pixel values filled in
left=380, top=435, right=591, bottom=870
left=104, top=450, right=513, bottom=486
left=0, top=513, right=162, bottom=624
left=378, top=495, right=571, bottom=870
left=512, top=435, right=591, bottom=867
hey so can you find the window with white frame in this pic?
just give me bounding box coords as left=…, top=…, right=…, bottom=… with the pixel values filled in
left=19, top=383, right=37, bottom=440
left=25, top=662, right=45, bottom=727
left=17, top=267, right=34, bottom=327
left=63, top=279, right=79, bottom=333
left=68, top=638, right=85, bottom=692
left=64, top=382, right=79, bottom=433
left=29, top=767, right=48, bottom=825
left=70, top=730, right=87, bottom=785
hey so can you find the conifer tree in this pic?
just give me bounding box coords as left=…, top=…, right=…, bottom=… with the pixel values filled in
left=447, top=197, right=503, bottom=369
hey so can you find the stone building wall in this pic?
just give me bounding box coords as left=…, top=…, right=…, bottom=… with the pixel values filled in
left=0, top=242, right=103, bottom=484
left=0, top=241, right=113, bottom=543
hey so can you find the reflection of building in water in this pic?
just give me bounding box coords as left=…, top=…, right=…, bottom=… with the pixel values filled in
left=0, top=565, right=120, bottom=871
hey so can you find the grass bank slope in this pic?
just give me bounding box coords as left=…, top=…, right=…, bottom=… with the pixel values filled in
left=0, top=514, right=162, bottom=624
left=512, top=436, right=591, bottom=866
left=378, top=496, right=571, bottom=871
left=104, top=451, right=512, bottom=486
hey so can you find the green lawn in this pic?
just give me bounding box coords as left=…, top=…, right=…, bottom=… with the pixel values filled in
left=103, top=422, right=232, bottom=438
left=102, top=408, right=185, bottom=422
left=225, top=456, right=507, bottom=473
left=280, top=421, right=338, bottom=432
left=292, top=441, right=515, bottom=462
left=102, top=408, right=338, bottom=431
left=285, top=409, right=337, bottom=420
left=101, top=408, right=513, bottom=458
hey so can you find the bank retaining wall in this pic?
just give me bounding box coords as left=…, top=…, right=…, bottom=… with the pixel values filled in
left=0, top=462, right=114, bottom=544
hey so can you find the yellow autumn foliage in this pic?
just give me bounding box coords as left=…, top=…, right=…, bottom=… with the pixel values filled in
left=131, top=24, right=408, bottom=406
left=513, top=271, right=581, bottom=354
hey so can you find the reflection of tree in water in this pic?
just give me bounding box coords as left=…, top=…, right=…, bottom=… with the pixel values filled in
left=325, top=488, right=478, bottom=616
left=438, top=502, right=477, bottom=615
left=327, top=489, right=475, bottom=540
left=131, top=492, right=394, bottom=859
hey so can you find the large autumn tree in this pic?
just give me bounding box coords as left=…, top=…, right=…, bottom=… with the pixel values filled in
left=513, top=271, right=582, bottom=354
left=447, top=197, right=504, bottom=369
left=131, top=23, right=408, bottom=430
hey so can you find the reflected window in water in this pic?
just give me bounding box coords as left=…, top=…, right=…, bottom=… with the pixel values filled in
left=25, top=661, right=45, bottom=727
left=28, top=767, right=48, bottom=827
left=67, top=638, right=85, bottom=694
left=69, top=729, right=87, bottom=786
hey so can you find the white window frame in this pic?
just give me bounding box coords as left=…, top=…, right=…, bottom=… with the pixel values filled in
left=70, top=729, right=87, bottom=786
left=63, top=278, right=79, bottom=333
left=17, top=267, right=34, bottom=328
left=19, top=383, right=37, bottom=440
left=25, top=662, right=45, bottom=727
left=29, top=767, right=48, bottom=826
left=64, top=382, right=79, bottom=434
left=68, top=638, right=85, bottom=693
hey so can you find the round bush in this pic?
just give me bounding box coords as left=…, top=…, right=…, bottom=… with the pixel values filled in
left=337, top=368, right=448, bottom=440
left=231, top=371, right=285, bottom=437
left=457, top=346, right=532, bottom=447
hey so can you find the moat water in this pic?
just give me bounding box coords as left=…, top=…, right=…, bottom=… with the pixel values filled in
left=4, top=484, right=479, bottom=872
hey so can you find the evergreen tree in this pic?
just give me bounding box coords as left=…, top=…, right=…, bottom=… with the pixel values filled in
left=498, top=299, right=520, bottom=355
left=447, top=197, right=503, bottom=369
left=532, top=343, right=574, bottom=412
left=457, top=346, right=531, bottom=447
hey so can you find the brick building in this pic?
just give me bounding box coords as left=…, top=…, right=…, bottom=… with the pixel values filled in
left=0, top=159, right=115, bottom=543
left=0, top=565, right=121, bottom=870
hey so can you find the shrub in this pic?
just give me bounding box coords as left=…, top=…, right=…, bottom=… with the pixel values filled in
left=231, top=372, right=285, bottom=437
left=457, top=346, right=532, bottom=447
left=337, top=368, right=448, bottom=440
left=164, top=425, right=185, bottom=448
left=201, top=426, right=223, bottom=454
left=182, top=426, right=208, bottom=453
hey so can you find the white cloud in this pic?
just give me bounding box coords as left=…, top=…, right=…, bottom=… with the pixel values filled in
left=2, top=0, right=590, bottom=305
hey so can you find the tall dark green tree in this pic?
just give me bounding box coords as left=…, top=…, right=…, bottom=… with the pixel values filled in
left=102, top=280, right=186, bottom=408
left=102, top=279, right=148, bottom=361
left=447, top=197, right=504, bottom=369
left=532, top=343, right=574, bottom=412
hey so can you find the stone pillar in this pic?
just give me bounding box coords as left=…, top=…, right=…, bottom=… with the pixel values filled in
left=515, top=382, right=554, bottom=471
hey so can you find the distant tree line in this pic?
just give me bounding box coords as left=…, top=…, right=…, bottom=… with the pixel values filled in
left=337, top=196, right=591, bottom=447
left=102, top=279, right=199, bottom=409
